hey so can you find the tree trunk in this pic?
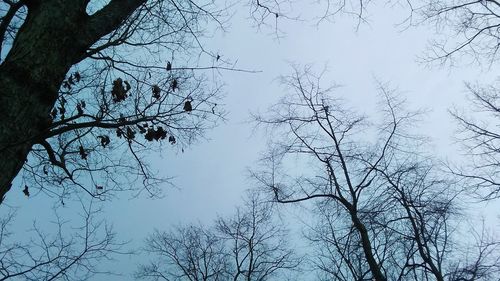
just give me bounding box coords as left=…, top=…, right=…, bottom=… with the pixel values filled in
left=350, top=211, right=387, bottom=281
left=0, top=0, right=145, bottom=203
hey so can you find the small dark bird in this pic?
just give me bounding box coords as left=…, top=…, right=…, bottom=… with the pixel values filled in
left=166, top=61, right=172, bottom=71
left=22, top=185, right=29, bottom=197
left=183, top=100, right=192, bottom=112
left=216, top=54, right=220, bottom=61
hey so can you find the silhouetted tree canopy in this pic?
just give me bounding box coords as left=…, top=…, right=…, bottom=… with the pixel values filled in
left=251, top=66, right=500, bottom=281
left=0, top=0, right=233, bottom=204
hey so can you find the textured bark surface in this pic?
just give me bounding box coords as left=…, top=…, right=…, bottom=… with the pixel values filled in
left=0, top=0, right=145, bottom=203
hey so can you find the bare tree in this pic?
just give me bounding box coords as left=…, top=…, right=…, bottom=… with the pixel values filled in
left=245, top=0, right=380, bottom=34
left=393, top=0, right=500, bottom=202
left=415, top=0, right=500, bottom=65
left=251, top=66, right=407, bottom=281
left=0, top=201, right=127, bottom=280
left=137, top=193, right=301, bottom=281
left=251, top=65, right=500, bottom=281
left=448, top=82, right=500, bottom=200
left=136, top=225, right=228, bottom=281
left=446, top=220, right=500, bottom=281
left=0, top=0, right=415, bottom=205
left=0, top=0, right=242, bottom=204
left=216, top=193, right=301, bottom=281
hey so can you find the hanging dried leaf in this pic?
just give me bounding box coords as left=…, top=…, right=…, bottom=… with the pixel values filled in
left=74, top=71, right=81, bottom=82
left=171, top=78, right=178, bottom=91
left=22, top=185, right=29, bottom=197
left=111, top=78, right=131, bottom=102
left=76, top=103, right=84, bottom=115
left=79, top=145, right=88, bottom=160
left=63, top=81, right=71, bottom=90
left=97, top=135, right=110, bottom=147
left=155, top=126, right=167, bottom=140
left=152, top=84, right=161, bottom=99
left=137, top=124, right=146, bottom=134
left=58, top=105, right=66, bottom=120
left=144, top=126, right=167, bottom=142
left=126, top=127, right=136, bottom=140
left=183, top=100, right=192, bottom=112
left=168, top=135, right=176, bottom=144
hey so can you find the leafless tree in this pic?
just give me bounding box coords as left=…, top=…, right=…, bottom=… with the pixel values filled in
left=215, top=193, right=301, bottom=281
left=415, top=0, right=500, bottom=65
left=0, top=201, right=127, bottom=280
left=396, top=0, right=500, bottom=202
left=0, top=0, right=415, bottom=206
left=136, top=225, right=228, bottom=281
left=246, top=0, right=377, bottom=32
left=446, top=220, right=500, bottom=281
left=137, top=193, right=301, bottom=281
left=447, top=82, right=500, bottom=200
left=251, top=65, right=500, bottom=281
left=0, top=0, right=246, bottom=204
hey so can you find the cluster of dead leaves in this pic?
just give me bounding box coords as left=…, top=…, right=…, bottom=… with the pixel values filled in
left=112, top=78, right=131, bottom=102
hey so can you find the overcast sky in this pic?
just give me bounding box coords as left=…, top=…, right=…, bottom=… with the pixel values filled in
left=3, top=2, right=500, bottom=280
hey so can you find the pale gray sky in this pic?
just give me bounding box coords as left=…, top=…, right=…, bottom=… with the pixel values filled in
left=3, top=2, right=500, bottom=280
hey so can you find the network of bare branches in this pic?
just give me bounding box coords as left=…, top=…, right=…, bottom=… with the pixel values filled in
left=250, top=65, right=500, bottom=281
left=417, top=0, right=500, bottom=65
left=246, top=0, right=376, bottom=35
left=0, top=0, right=237, bottom=203
left=136, top=193, right=302, bottom=281
left=0, top=201, right=128, bottom=280
left=0, top=0, right=411, bottom=205
left=449, top=82, right=500, bottom=200
left=136, top=225, right=227, bottom=281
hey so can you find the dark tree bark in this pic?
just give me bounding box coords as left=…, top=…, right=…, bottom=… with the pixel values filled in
left=0, top=0, right=145, bottom=202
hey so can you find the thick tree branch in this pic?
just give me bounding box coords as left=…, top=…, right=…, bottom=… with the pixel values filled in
left=85, top=0, right=146, bottom=43
left=0, top=0, right=24, bottom=60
